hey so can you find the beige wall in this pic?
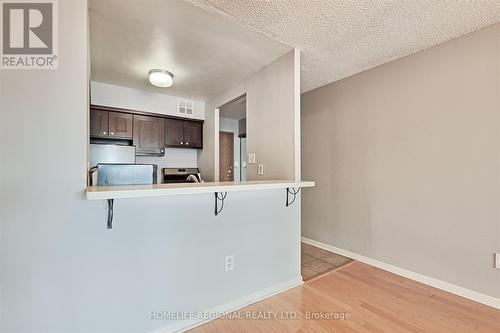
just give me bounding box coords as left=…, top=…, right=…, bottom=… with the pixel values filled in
left=199, top=49, right=300, bottom=181
left=302, top=23, right=500, bottom=298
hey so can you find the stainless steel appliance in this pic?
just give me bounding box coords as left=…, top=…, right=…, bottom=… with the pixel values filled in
left=96, top=163, right=157, bottom=186
left=162, top=168, right=202, bottom=183
left=89, top=144, right=157, bottom=186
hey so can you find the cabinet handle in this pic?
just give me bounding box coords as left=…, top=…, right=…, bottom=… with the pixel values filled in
left=102, top=131, right=107, bottom=135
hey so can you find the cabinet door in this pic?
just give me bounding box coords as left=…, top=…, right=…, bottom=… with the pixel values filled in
left=90, top=109, right=109, bottom=138
left=133, top=115, right=165, bottom=155
left=165, top=119, right=185, bottom=147
left=183, top=121, right=203, bottom=149
left=108, top=112, right=133, bottom=139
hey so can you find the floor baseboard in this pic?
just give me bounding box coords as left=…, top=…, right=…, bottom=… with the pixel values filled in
left=301, top=237, right=500, bottom=310
left=149, top=276, right=304, bottom=333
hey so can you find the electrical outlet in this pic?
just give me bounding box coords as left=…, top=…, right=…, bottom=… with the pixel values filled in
left=258, top=164, right=264, bottom=175
left=495, top=253, right=500, bottom=269
left=248, top=153, right=256, bottom=164
left=225, top=255, right=235, bottom=272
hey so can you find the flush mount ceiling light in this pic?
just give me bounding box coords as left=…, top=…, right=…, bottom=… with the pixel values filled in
left=149, top=69, right=174, bottom=88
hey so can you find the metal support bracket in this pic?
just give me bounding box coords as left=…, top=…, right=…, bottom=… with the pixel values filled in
left=214, top=192, right=228, bottom=216
left=107, top=199, right=114, bottom=229
left=286, top=188, right=300, bottom=207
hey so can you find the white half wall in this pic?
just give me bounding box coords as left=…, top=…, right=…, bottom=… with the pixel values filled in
left=0, top=2, right=302, bottom=332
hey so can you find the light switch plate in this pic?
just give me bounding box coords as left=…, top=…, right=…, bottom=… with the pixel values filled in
left=248, top=153, right=256, bottom=164
left=495, top=253, right=500, bottom=269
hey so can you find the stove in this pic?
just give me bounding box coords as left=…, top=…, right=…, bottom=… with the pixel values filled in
left=162, top=168, right=202, bottom=183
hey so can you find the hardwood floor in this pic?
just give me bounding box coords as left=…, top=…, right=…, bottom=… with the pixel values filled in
left=190, top=262, right=500, bottom=332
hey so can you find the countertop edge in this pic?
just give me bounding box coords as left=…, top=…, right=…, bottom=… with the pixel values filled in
left=85, top=180, right=315, bottom=200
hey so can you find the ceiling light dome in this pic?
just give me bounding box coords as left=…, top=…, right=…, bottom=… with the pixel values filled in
left=149, top=69, right=174, bottom=88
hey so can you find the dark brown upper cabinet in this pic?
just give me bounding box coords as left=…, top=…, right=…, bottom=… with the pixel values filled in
left=90, top=108, right=132, bottom=140
left=108, top=112, right=133, bottom=139
left=165, top=118, right=203, bottom=149
left=90, top=109, right=109, bottom=138
left=90, top=105, right=203, bottom=150
left=183, top=121, right=203, bottom=149
left=133, top=115, right=165, bottom=156
left=165, top=119, right=185, bottom=147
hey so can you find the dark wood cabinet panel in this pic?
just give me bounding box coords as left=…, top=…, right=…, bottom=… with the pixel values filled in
left=165, top=119, right=185, bottom=147
left=184, top=121, right=203, bottom=149
left=133, top=115, right=165, bottom=155
left=165, top=119, right=203, bottom=149
left=90, top=109, right=109, bottom=138
left=90, top=105, right=203, bottom=150
left=108, top=112, right=133, bottom=139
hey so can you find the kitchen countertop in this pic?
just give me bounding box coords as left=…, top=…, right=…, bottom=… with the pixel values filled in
left=85, top=180, right=315, bottom=200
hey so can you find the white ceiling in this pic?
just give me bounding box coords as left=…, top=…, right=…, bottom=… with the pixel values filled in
left=188, top=0, right=500, bottom=92
left=220, top=95, right=246, bottom=120
left=89, top=0, right=291, bottom=101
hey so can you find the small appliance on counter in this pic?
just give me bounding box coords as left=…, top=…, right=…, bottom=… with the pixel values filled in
left=88, top=144, right=157, bottom=186
left=162, top=168, right=202, bottom=183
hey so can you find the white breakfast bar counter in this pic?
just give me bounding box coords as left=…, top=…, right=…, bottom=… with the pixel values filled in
left=86, top=180, right=315, bottom=228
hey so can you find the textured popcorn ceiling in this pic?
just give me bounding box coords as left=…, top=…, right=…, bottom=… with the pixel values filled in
left=187, top=0, right=500, bottom=92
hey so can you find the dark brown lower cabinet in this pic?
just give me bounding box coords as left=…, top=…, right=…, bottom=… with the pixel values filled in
left=133, top=115, right=165, bottom=155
